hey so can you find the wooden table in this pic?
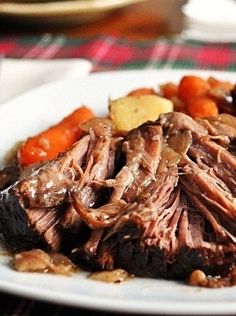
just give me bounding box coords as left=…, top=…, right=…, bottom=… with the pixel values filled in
left=0, top=0, right=185, bottom=39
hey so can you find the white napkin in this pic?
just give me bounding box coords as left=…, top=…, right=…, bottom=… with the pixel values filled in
left=0, top=58, right=92, bottom=104
left=182, top=0, right=236, bottom=42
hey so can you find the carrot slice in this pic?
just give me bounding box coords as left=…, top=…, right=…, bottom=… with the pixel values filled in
left=208, top=77, right=234, bottom=91
left=18, top=106, right=95, bottom=166
left=186, top=97, right=219, bottom=118
left=178, top=75, right=210, bottom=102
left=160, top=82, right=178, bottom=99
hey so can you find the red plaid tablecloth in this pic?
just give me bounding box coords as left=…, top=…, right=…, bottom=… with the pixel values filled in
left=1, top=34, right=236, bottom=71
left=0, top=34, right=235, bottom=316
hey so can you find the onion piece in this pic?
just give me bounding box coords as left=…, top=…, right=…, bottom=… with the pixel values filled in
left=79, top=118, right=115, bottom=133
left=14, top=249, right=75, bottom=276
left=89, top=269, right=129, bottom=283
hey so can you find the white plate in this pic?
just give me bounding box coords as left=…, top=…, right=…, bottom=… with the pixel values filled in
left=182, top=0, right=236, bottom=29
left=181, top=0, right=236, bottom=43
left=0, top=58, right=92, bottom=104
left=0, top=0, right=144, bottom=24
left=0, top=70, right=236, bottom=314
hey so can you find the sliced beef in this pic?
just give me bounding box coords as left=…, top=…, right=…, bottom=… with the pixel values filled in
left=93, top=181, right=235, bottom=278
left=179, top=131, right=236, bottom=239
left=8, top=134, right=90, bottom=210
left=112, top=124, right=163, bottom=203
left=0, top=124, right=121, bottom=252
left=74, top=124, right=120, bottom=207
left=61, top=124, right=121, bottom=256
left=1, top=112, right=236, bottom=281
left=72, top=124, right=164, bottom=263
left=0, top=134, right=90, bottom=251
left=61, top=205, right=83, bottom=232
left=74, top=113, right=236, bottom=278
left=99, top=192, right=236, bottom=279
left=157, top=112, right=208, bottom=136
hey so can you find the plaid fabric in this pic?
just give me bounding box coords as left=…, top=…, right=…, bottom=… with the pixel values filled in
left=1, top=34, right=236, bottom=71
left=0, top=34, right=235, bottom=316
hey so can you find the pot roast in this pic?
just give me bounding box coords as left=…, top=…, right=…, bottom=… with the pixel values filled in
left=0, top=112, right=235, bottom=279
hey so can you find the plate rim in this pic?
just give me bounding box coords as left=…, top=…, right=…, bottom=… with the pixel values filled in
left=2, top=68, right=236, bottom=110
left=0, top=0, right=144, bottom=17
left=0, top=278, right=236, bottom=315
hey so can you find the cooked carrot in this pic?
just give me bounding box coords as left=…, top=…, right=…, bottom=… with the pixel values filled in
left=208, top=77, right=233, bottom=91
left=178, top=75, right=210, bottom=102
left=186, top=97, right=219, bottom=118
left=160, top=82, right=178, bottom=99
left=18, top=106, right=95, bottom=166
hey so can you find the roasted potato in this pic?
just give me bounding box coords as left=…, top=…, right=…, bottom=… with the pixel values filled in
left=109, top=95, right=173, bottom=131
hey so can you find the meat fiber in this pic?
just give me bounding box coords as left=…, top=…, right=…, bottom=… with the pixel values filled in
left=0, top=124, right=120, bottom=252
left=74, top=113, right=236, bottom=278
left=0, top=113, right=235, bottom=280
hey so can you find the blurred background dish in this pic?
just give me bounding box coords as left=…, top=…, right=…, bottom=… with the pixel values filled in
left=182, top=0, right=236, bottom=42
left=0, top=0, right=145, bottom=25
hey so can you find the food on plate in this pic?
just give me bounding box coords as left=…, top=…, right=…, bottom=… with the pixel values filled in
left=89, top=269, right=129, bottom=283
left=14, top=249, right=75, bottom=275
left=109, top=95, right=173, bottom=131
left=188, top=268, right=236, bottom=288
left=159, top=82, right=178, bottom=99
left=0, top=74, right=235, bottom=288
left=160, top=75, right=236, bottom=117
left=18, top=106, right=94, bottom=166
left=208, top=77, right=234, bottom=91
left=1, top=113, right=236, bottom=287
left=186, top=97, right=218, bottom=118
left=178, top=75, right=210, bottom=102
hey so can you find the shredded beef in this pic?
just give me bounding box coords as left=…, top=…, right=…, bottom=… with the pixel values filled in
left=0, top=113, right=235, bottom=280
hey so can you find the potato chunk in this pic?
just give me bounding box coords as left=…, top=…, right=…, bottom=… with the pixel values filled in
left=109, top=95, right=173, bottom=131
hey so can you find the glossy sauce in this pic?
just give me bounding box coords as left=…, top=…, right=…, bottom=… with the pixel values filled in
left=14, top=249, right=75, bottom=276
left=188, top=268, right=236, bottom=288
left=89, top=269, right=129, bottom=283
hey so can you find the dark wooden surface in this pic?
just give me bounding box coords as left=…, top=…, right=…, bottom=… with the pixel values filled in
left=0, top=0, right=185, bottom=39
